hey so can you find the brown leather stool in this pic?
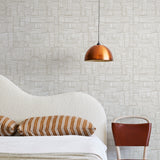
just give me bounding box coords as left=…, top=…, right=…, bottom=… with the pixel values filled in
left=112, top=116, right=152, bottom=160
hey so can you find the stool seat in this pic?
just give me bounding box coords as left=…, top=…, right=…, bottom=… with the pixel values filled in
left=119, top=159, right=148, bottom=160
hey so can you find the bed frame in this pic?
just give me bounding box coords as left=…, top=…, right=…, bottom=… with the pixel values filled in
left=0, top=75, right=107, bottom=145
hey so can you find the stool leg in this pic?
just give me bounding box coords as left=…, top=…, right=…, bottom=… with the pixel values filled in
left=116, top=146, right=121, bottom=160
left=143, top=146, right=147, bottom=160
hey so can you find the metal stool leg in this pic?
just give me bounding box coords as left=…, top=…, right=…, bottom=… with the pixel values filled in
left=116, top=146, right=147, bottom=160
left=116, top=146, right=121, bottom=160
left=143, top=146, right=147, bottom=160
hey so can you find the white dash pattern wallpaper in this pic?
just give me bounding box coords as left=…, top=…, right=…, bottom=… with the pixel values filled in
left=0, top=0, right=160, bottom=159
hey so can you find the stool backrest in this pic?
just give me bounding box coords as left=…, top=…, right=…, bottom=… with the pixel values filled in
left=112, top=123, right=152, bottom=146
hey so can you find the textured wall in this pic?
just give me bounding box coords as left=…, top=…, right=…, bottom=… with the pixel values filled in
left=0, top=0, right=159, bottom=159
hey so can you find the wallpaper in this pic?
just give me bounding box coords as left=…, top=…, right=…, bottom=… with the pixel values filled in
left=0, top=0, right=159, bottom=159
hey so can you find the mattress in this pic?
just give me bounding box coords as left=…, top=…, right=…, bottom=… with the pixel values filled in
left=0, top=135, right=107, bottom=160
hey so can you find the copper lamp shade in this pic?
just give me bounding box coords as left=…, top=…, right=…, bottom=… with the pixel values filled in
left=85, top=44, right=113, bottom=62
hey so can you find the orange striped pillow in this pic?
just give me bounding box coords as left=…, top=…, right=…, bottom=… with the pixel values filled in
left=17, top=115, right=96, bottom=136
left=0, top=116, right=17, bottom=136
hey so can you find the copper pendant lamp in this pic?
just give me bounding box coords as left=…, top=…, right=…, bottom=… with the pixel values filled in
left=85, top=0, right=113, bottom=62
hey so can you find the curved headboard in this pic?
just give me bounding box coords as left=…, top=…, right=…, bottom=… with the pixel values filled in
left=0, top=75, right=107, bottom=144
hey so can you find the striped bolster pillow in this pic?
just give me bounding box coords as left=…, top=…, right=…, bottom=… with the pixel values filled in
left=0, top=116, right=17, bottom=136
left=17, top=115, right=96, bottom=136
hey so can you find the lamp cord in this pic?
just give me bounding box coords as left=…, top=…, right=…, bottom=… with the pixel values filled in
left=97, top=0, right=100, bottom=45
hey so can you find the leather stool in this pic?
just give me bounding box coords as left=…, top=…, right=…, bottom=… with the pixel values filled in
left=112, top=116, right=152, bottom=160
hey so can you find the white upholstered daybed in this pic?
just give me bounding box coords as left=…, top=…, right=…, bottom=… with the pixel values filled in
left=0, top=75, right=107, bottom=160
